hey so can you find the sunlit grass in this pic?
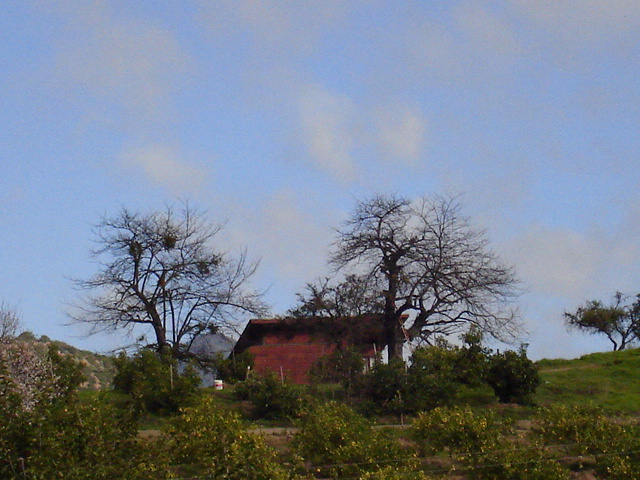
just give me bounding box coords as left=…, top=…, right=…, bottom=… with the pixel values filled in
left=536, top=347, right=640, bottom=414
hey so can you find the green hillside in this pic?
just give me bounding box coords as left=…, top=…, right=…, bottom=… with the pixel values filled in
left=536, top=347, right=640, bottom=414
left=13, top=331, right=116, bottom=391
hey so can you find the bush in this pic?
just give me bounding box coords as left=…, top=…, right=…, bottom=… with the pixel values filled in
left=358, top=465, right=434, bottom=479
left=465, top=445, right=569, bottom=480
left=406, top=346, right=464, bottom=412
left=0, top=339, right=87, bottom=476
left=360, top=359, right=410, bottom=415
left=535, top=404, right=640, bottom=478
left=486, top=345, right=540, bottom=404
left=292, top=402, right=407, bottom=479
left=234, top=372, right=309, bottom=420
left=0, top=393, right=166, bottom=480
left=167, top=396, right=293, bottom=480
left=411, top=406, right=568, bottom=480
left=26, top=397, right=168, bottom=480
left=411, top=406, right=499, bottom=456
left=309, top=347, right=365, bottom=395
left=212, top=350, right=253, bottom=384
left=112, top=349, right=201, bottom=414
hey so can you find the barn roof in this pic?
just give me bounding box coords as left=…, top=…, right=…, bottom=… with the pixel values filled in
left=232, top=315, right=386, bottom=354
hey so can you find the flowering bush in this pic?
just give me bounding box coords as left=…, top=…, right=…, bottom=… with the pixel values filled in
left=0, top=341, right=63, bottom=413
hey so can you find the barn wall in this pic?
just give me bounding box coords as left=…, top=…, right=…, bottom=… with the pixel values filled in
left=248, top=332, right=336, bottom=384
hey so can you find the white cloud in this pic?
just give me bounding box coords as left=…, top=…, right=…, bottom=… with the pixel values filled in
left=407, top=3, right=522, bottom=82
left=218, top=190, right=334, bottom=312
left=507, top=0, right=640, bottom=49
left=196, top=0, right=353, bottom=57
left=35, top=1, right=200, bottom=190
left=454, top=2, right=522, bottom=58
left=255, top=192, right=332, bottom=284
left=374, top=106, right=427, bottom=164
left=49, top=2, right=188, bottom=125
left=297, top=84, right=358, bottom=181
left=505, top=225, right=603, bottom=299
left=121, top=145, right=207, bottom=193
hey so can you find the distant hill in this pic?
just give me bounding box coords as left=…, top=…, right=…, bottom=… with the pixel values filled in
left=536, top=347, right=640, bottom=414
left=13, top=331, right=116, bottom=391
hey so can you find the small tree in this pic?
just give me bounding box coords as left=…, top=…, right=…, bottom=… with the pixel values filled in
left=309, top=347, right=366, bottom=395
left=112, top=349, right=201, bottom=414
left=73, top=203, right=266, bottom=362
left=486, top=345, right=539, bottom=404
left=564, top=292, right=640, bottom=351
left=0, top=303, right=21, bottom=342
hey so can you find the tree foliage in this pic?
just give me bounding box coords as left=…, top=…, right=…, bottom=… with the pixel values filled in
left=73, top=203, right=266, bottom=361
left=296, top=194, right=520, bottom=359
left=292, top=402, right=406, bottom=479
left=564, top=292, right=640, bottom=351
left=486, top=345, right=539, bottom=404
left=167, top=396, right=293, bottom=480
left=112, top=349, right=201, bottom=414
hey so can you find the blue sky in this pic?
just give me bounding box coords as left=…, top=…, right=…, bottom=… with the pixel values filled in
left=1, top=0, right=639, bottom=359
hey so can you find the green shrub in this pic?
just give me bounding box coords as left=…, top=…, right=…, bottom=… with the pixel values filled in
left=234, top=372, right=309, bottom=420
left=29, top=398, right=167, bottom=480
left=486, top=346, right=540, bottom=404
left=362, top=338, right=494, bottom=415
left=309, top=347, right=365, bottom=395
left=47, top=344, right=86, bottom=400
left=361, top=359, right=410, bottom=415
left=292, top=402, right=407, bottom=479
left=167, top=396, right=293, bottom=480
left=406, top=346, right=464, bottom=412
left=358, top=465, right=434, bottom=479
left=535, top=404, right=640, bottom=478
left=411, top=406, right=568, bottom=480
left=411, top=406, right=499, bottom=456
left=536, top=405, right=620, bottom=455
left=464, top=445, right=569, bottom=480
left=0, top=340, right=88, bottom=477
left=1, top=395, right=166, bottom=480
left=212, top=350, right=253, bottom=384
left=112, top=349, right=201, bottom=414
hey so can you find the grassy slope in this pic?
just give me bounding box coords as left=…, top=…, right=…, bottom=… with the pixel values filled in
left=13, top=332, right=116, bottom=390
left=535, top=347, right=640, bottom=414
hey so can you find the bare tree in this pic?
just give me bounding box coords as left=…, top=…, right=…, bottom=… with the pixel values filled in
left=289, top=274, right=385, bottom=319
left=288, top=274, right=387, bottom=349
left=0, top=303, right=21, bottom=342
left=564, top=292, right=640, bottom=351
left=327, top=193, right=520, bottom=360
left=72, top=203, right=266, bottom=360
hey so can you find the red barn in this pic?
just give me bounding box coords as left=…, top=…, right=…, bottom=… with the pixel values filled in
left=232, top=316, right=386, bottom=384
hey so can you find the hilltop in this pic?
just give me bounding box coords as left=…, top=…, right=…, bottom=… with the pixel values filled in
left=11, top=331, right=116, bottom=391
left=537, top=347, right=640, bottom=414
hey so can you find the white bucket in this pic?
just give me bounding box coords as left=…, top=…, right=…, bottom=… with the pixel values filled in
left=214, top=379, right=224, bottom=390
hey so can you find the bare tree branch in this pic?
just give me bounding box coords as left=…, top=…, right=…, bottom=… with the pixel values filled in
left=70, top=202, right=267, bottom=360
left=298, top=193, right=522, bottom=360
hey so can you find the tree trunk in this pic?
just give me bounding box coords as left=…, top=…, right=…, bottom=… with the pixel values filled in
left=384, top=315, right=403, bottom=360
left=384, top=266, right=403, bottom=361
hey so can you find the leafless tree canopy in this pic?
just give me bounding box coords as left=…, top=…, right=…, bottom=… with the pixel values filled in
left=0, top=303, right=22, bottom=342
left=289, top=274, right=385, bottom=319
left=327, top=193, right=521, bottom=359
left=72, top=204, right=266, bottom=360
